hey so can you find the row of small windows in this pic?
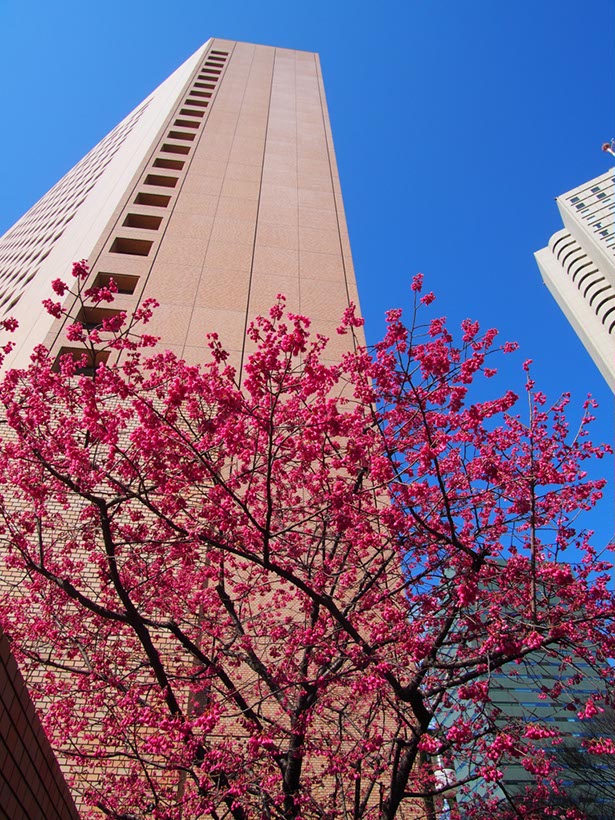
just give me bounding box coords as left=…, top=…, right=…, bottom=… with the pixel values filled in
left=55, top=49, right=229, bottom=374
left=568, top=190, right=615, bottom=256
left=0, top=105, right=148, bottom=244
left=566, top=178, right=615, bottom=261
left=572, top=187, right=609, bottom=203
left=0, top=102, right=148, bottom=251
left=0, top=99, right=151, bottom=316
left=569, top=197, right=613, bottom=216
left=105, top=49, right=228, bottom=260
left=0, top=213, right=76, bottom=267
left=567, top=173, right=614, bottom=204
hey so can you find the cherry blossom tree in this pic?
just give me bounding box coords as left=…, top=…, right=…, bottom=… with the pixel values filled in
left=553, top=707, right=615, bottom=818
left=0, top=262, right=613, bottom=820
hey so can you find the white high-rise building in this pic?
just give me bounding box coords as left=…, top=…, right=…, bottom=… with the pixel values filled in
left=535, top=168, right=615, bottom=391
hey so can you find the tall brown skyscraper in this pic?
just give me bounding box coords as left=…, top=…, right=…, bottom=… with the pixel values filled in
left=0, top=39, right=362, bottom=815
left=0, top=38, right=362, bottom=374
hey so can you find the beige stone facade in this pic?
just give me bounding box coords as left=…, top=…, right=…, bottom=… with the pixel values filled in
left=1, top=38, right=363, bottom=374
left=0, top=39, right=365, bottom=817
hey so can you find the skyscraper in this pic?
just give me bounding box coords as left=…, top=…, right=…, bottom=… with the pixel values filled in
left=0, top=38, right=363, bottom=816
left=535, top=168, right=615, bottom=391
left=0, top=38, right=362, bottom=375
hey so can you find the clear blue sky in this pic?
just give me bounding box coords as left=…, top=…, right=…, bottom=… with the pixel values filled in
left=0, top=0, right=613, bottom=545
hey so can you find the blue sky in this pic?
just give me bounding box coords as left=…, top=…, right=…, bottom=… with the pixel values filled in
left=0, top=0, right=613, bottom=546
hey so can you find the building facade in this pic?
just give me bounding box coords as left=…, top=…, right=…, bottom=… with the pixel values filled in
left=0, top=38, right=363, bottom=816
left=535, top=168, right=615, bottom=391
left=0, top=38, right=362, bottom=375
left=0, top=627, right=80, bottom=820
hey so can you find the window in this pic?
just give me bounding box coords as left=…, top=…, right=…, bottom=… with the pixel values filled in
left=110, top=237, right=153, bottom=256
left=161, top=143, right=190, bottom=155
left=134, top=192, right=171, bottom=207
left=167, top=130, right=195, bottom=141
left=122, top=213, right=163, bottom=229
left=53, top=347, right=110, bottom=376
left=77, top=306, right=124, bottom=331
left=173, top=119, right=200, bottom=130
left=95, top=272, right=139, bottom=294
left=144, top=174, right=179, bottom=187
left=153, top=158, right=185, bottom=171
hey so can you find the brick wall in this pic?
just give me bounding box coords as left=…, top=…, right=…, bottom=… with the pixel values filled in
left=0, top=627, right=80, bottom=819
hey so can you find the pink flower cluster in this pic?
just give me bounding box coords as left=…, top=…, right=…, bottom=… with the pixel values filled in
left=0, top=269, right=611, bottom=819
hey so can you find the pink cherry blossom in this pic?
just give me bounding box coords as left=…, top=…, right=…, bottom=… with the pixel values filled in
left=0, top=269, right=611, bottom=819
